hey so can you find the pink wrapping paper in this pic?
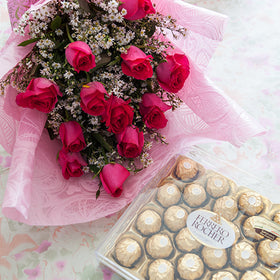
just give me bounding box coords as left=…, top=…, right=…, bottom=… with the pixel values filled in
left=0, top=0, right=265, bottom=225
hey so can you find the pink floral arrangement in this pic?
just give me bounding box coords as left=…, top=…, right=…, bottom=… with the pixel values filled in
left=0, top=0, right=263, bottom=225
left=1, top=0, right=190, bottom=198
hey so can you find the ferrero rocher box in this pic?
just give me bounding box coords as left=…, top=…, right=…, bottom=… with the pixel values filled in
left=96, top=147, right=280, bottom=280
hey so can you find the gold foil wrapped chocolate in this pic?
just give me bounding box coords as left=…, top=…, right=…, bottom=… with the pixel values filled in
left=136, top=209, right=162, bottom=236
left=183, top=183, right=207, bottom=207
left=242, top=216, right=264, bottom=241
left=240, top=270, right=268, bottom=280
left=177, top=254, right=204, bottom=280
left=175, top=227, right=201, bottom=252
left=213, top=196, right=238, bottom=221
left=201, top=247, right=227, bottom=269
left=145, top=233, right=173, bottom=259
left=211, top=271, right=237, bottom=280
left=258, top=238, right=280, bottom=267
left=163, top=205, right=188, bottom=232
left=148, top=259, right=174, bottom=280
left=156, top=183, right=181, bottom=208
left=175, top=157, right=198, bottom=181
left=273, top=211, right=280, bottom=224
left=238, top=191, right=264, bottom=216
left=115, top=237, right=142, bottom=268
left=206, top=174, right=229, bottom=198
left=230, top=241, right=258, bottom=270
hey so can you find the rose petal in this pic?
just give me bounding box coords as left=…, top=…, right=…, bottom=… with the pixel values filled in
left=100, top=163, right=130, bottom=197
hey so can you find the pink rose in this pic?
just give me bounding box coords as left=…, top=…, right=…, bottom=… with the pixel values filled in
left=121, top=46, right=153, bottom=80
left=65, top=41, right=96, bottom=73
left=116, top=125, right=144, bottom=158
left=58, top=150, right=87, bottom=180
left=80, top=82, right=107, bottom=116
left=59, top=121, right=86, bottom=152
left=156, top=53, right=190, bottom=93
left=139, top=93, right=171, bottom=129
left=100, top=163, right=130, bottom=197
left=16, top=78, right=62, bottom=113
left=119, top=0, right=155, bottom=20
left=102, top=96, right=134, bottom=134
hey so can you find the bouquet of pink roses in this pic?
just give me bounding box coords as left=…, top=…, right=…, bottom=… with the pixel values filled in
left=2, top=0, right=189, bottom=198
left=0, top=0, right=264, bottom=225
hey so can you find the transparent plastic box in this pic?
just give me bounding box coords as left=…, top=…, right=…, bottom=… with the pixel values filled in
left=96, top=147, right=280, bottom=280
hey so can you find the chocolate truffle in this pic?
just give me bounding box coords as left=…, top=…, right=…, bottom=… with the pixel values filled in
left=164, top=205, right=188, bottom=232
left=240, top=271, right=268, bottom=280
left=177, top=254, right=204, bottom=280
left=157, top=183, right=181, bottom=208
left=175, top=227, right=201, bottom=252
left=230, top=241, right=258, bottom=270
left=211, top=271, right=237, bottom=280
left=148, top=259, right=174, bottom=280
left=258, top=238, right=280, bottom=267
left=201, top=247, right=227, bottom=269
left=238, top=191, right=264, bottom=216
left=213, top=196, right=238, bottom=221
left=146, top=233, right=173, bottom=259
left=206, top=175, right=229, bottom=198
left=183, top=183, right=207, bottom=207
left=273, top=211, right=280, bottom=224
left=242, top=216, right=264, bottom=241
left=136, top=209, right=162, bottom=236
left=115, top=238, right=142, bottom=267
left=175, top=157, right=198, bottom=181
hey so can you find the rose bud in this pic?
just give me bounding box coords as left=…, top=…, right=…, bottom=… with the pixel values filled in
left=65, top=41, right=96, bottom=73
left=102, top=95, right=134, bottom=134
left=16, top=78, right=62, bottom=113
left=119, top=0, right=155, bottom=20
left=59, top=121, right=86, bottom=152
left=156, top=53, right=190, bottom=93
left=121, top=46, right=153, bottom=80
left=116, top=125, right=144, bottom=158
left=80, top=82, right=107, bottom=116
left=58, top=149, right=87, bottom=180
left=139, top=93, right=171, bottom=129
left=100, top=163, right=130, bottom=197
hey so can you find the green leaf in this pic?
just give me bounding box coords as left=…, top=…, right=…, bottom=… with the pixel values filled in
left=92, top=133, right=112, bottom=152
left=96, top=189, right=100, bottom=199
left=18, top=37, right=40, bottom=47
left=51, top=16, right=62, bottom=31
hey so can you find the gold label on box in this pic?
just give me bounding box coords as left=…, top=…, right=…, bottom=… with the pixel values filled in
left=186, top=209, right=236, bottom=249
left=253, top=216, right=280, bottom=241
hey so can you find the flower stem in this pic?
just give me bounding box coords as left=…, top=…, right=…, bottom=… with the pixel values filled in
left=85, top=72, right=91, bottom=83
left=66, top=24, right=74, bottom=43
left=65, top=110, right=70, bottom=121
left=92, top=168, right=101, bottom=180
left=93, top=133, right=113, bottom=152
left=107, top=56, right=121, bottom=67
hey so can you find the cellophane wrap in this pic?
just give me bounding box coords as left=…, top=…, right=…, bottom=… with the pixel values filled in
left=0, top=0, right=264, bottom=225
